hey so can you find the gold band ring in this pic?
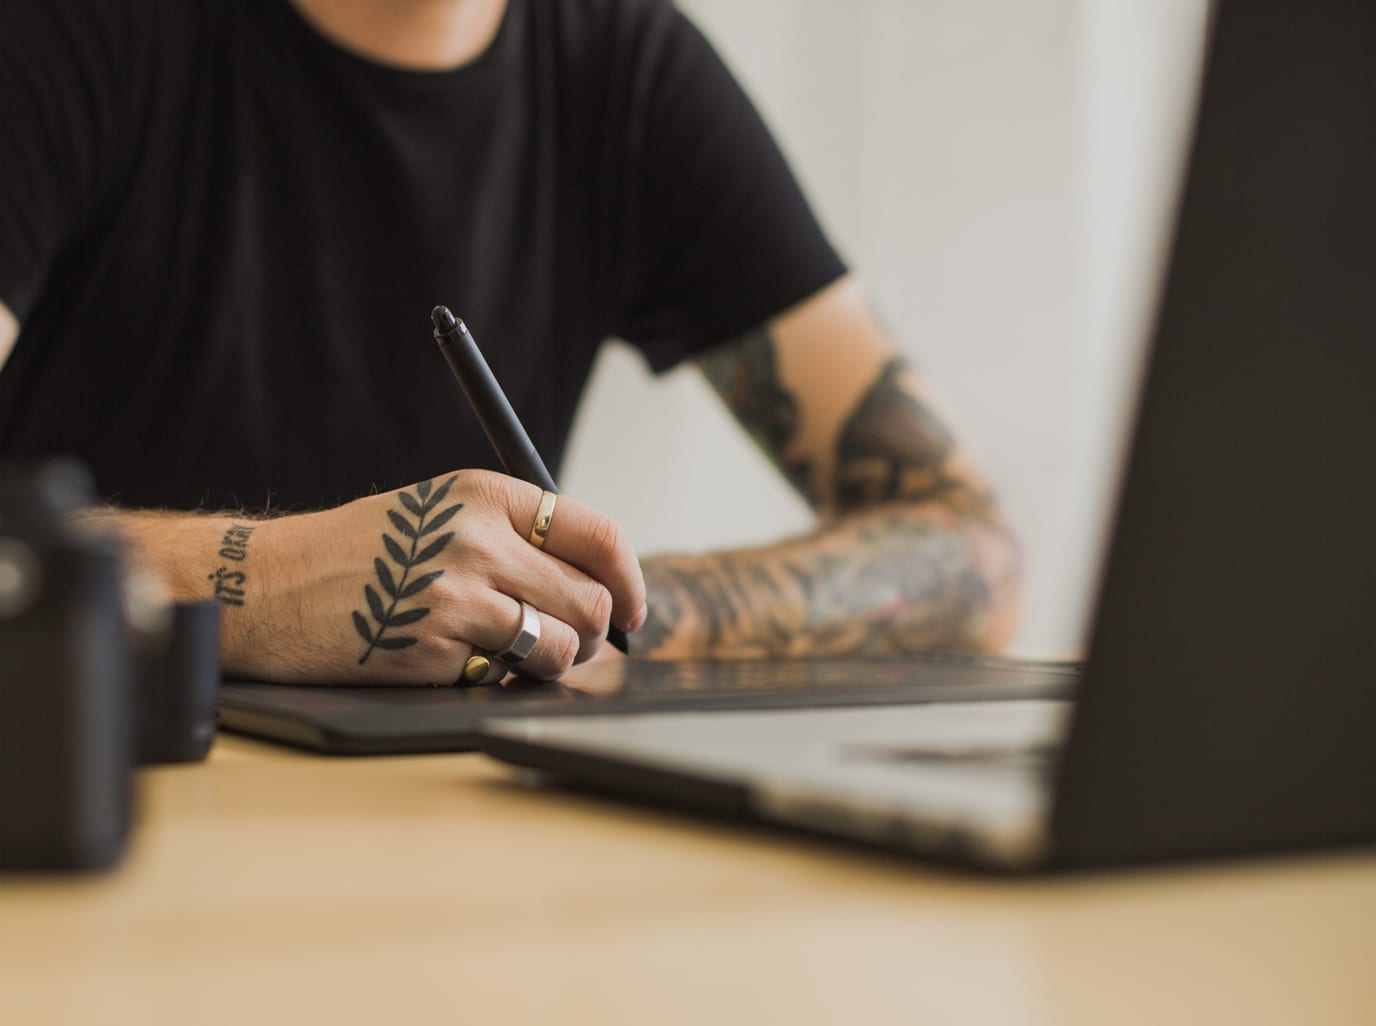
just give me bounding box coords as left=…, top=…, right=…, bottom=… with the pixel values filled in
left=496, top=601, right=541, bottom=664
left=461, top=653, right=492, bottom=683
left=529, top=490, right=557, bottom=550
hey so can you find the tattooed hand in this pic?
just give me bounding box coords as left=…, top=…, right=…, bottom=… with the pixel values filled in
left=215, top=470, right=646, bottom=684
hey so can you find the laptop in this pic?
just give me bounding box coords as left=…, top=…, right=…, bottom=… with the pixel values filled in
left=479, top=1, right=1376, bottom=871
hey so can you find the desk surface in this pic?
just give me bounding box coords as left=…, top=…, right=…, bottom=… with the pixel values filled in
left=3, top=734, right=1374, bottom=1026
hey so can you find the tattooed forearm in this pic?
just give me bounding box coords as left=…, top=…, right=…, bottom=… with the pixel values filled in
left=836, top=359, right=953, bottom=509
left=631, top=506, right=1017, bottom=659
left=698, top=330, right=991, bottom=517
left=634, top=575, right=684, bottom=653
left=697, top=328, right=815, bottom=502
left=684, top=313, right=1019, bottom=658
left=832, top=357, right=999, bottom=522
left=352, top=475, right=461, bottom=664
left=207, top=523, right=257, bottom=607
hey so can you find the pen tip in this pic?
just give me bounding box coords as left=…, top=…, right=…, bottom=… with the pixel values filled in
left=431, top=306, right=458, bottom=334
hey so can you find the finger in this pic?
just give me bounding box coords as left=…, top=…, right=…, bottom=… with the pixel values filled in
left=506, top=487, right=646, bottom=631
left=462, top=591, right=580, bottom=682
left=557, top=643, right=628, bottom=696
left=488, top=539, right=613, bottom=664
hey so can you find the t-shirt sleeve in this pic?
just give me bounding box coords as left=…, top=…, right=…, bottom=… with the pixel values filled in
left=613, top=4, right=847, bottom=372
left=0, top=0, right=133, bottom=323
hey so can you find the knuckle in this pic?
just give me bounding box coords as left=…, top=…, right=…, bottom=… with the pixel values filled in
left=435, top=578, right=483, bottom=623
left=413, top=580, right=475, bottom=643
left=466, top=471, right=540, bottom=532
left=451, top=529, right=495, bottom=575
left=585, top=513, right=628, bottom=567
left=466, top=468, right=510, bottom=509
left=448, top=517, right=487, bottom=560
left=576, top=582, right=613, bottom=632
left=547, top=624, right=579, bottom=675
left=412, top=630, right=454, bottom=664
left=425, top=574, right=462, bottom=607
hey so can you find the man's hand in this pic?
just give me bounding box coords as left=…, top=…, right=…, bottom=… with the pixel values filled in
left=82, top=470, right=647, bottom=685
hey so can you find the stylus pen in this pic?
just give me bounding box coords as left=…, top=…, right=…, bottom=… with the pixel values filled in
left=431, top=305, right=629, bottom=654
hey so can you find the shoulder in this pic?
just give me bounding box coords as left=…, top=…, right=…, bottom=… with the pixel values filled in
left=0, top=0, right=202, bottom=45
left=534, top=0, right=730, bottom=123
left=534, top=0, right=698, bottom=63
left=0, top=0, right=238, bottom=127
left=521, top=0, right=710, bottom=133
left=546, top=0, right=679, bottom=30
left=0, top=0, right=219, bottom=83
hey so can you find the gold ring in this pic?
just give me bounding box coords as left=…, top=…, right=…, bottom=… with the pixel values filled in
left=461, top=653, right=491, bottom=683
left=496, top=601, right=541, bottom=664
left=529, top=490, right=557, bottom=549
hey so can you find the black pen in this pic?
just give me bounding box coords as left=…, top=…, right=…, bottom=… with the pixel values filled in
left=431, top=306, right=629, bottom=653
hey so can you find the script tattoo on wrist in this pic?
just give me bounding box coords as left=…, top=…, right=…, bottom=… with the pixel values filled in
left=697, top=327, right=815, bottom=503
left=208, top=523, right=257, bottom=608
left=353, top=475, right=462, bottom=664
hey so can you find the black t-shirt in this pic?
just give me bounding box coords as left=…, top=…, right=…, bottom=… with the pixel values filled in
left=0, top=0, right=844, bottom=510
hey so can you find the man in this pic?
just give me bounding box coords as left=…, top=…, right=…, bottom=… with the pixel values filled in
left=0, top=0, right=1020, bottom=684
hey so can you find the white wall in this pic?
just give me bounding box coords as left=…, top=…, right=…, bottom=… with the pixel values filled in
left=562, top=0, right=1208, bottom=657
left=1064, top=0, right=1211, bottom=648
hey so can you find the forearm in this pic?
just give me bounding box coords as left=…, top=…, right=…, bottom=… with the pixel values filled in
left=630, top=500, right=1021, bottom=660
left=71, top=507, right=276, bottom=676
left=72, top=507, right=265, bottom=601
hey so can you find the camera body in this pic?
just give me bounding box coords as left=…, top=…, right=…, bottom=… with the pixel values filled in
left=0, top=462, right=220, bottom=872
left=0, top=464, right=133, bottom=870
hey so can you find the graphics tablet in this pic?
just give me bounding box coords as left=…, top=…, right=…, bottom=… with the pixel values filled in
left=216, top=654, right=1078, bottom=755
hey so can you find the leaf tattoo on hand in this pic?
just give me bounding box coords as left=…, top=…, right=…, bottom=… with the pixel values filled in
left=353, top=475, right=463, bottom=664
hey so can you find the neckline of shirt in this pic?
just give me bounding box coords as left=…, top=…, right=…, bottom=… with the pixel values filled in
left=274, top=0, right=519, bottom=89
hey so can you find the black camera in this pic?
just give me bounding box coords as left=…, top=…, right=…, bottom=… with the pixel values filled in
left=0, top=461, right=219, bottom=872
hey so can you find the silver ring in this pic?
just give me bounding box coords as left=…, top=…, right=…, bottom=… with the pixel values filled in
left=496, top=601, right=541, bottom=664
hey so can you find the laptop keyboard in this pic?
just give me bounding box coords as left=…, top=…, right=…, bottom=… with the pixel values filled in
left=839, top=738, right=1060, bottom=776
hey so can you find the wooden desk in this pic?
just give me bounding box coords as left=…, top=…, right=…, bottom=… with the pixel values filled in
left=3, top=735, right=1374, bottom=1025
